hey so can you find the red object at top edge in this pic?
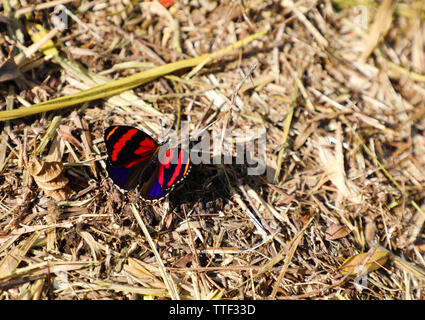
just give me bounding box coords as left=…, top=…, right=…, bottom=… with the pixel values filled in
left=150, top=0, right=175, bottom=8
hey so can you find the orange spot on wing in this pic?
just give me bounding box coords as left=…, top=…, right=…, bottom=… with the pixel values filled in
left=105, top=126, right=119, bottom=141
left=183, top=157, right=190, bottom=175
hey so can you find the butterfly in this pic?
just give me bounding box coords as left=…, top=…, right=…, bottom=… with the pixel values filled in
left=104, top=125, right=191, bottom=202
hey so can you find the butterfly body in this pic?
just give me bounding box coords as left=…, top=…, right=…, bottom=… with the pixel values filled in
left=104, top=125, right=191, bottom=202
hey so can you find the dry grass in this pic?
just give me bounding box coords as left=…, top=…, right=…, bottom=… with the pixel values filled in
left=0, top=0, right=424, bottom=300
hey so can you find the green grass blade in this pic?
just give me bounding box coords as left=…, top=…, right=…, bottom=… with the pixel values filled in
left=0, top=30, right=267, bottom=122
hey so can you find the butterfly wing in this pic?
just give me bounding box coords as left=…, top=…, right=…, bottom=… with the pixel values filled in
left=139, top=147, right=191, bottom=201
left=105, top=162, right=146, bottom=191
left=104, top=125, right=160, bottom=190
left=104, top=125, right=159, bottom=168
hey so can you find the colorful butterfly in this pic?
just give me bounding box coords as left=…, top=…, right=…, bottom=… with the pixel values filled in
left=104, top=125, right=191, bottom=202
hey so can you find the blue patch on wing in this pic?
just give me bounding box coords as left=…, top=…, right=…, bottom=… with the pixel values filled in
left=107, top=147, right=191, bottom=202
left=106, top=162, right=141, bottom=191
left=148, top=180, right=167, bottom=198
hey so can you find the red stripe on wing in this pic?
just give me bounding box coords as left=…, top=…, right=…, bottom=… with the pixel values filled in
left=167, top=150, right=184, bottom=187
left=111, top=128, right=138, bottom=162
left=124, top=156, right=150, bottom=168
left=157, top=149, right=174, bottom=187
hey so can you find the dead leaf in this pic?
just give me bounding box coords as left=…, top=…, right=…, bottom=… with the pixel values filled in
left=71, top=112, right=98, bottom=178
left=300, top=214, right=311, bottom=225
left=163, top=211, right=174, bottom=229
left=275, top=193, right=296, bottom=206
left=124, top=258, right=166, bottom=289
left=325, top=223, right=351, bottom=241
left=57, top=125, right=84, bottom=151
left=0, top=232, right=40, bottom=278
left=317, top=133, right=362, bottom=204
left=337, top=248, right=389, bottom=275
left=175, top=254, right=195, bottom=268
left=28, top=157, right=73, bottom=201
left=0, top=57, right=23, bottom=83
